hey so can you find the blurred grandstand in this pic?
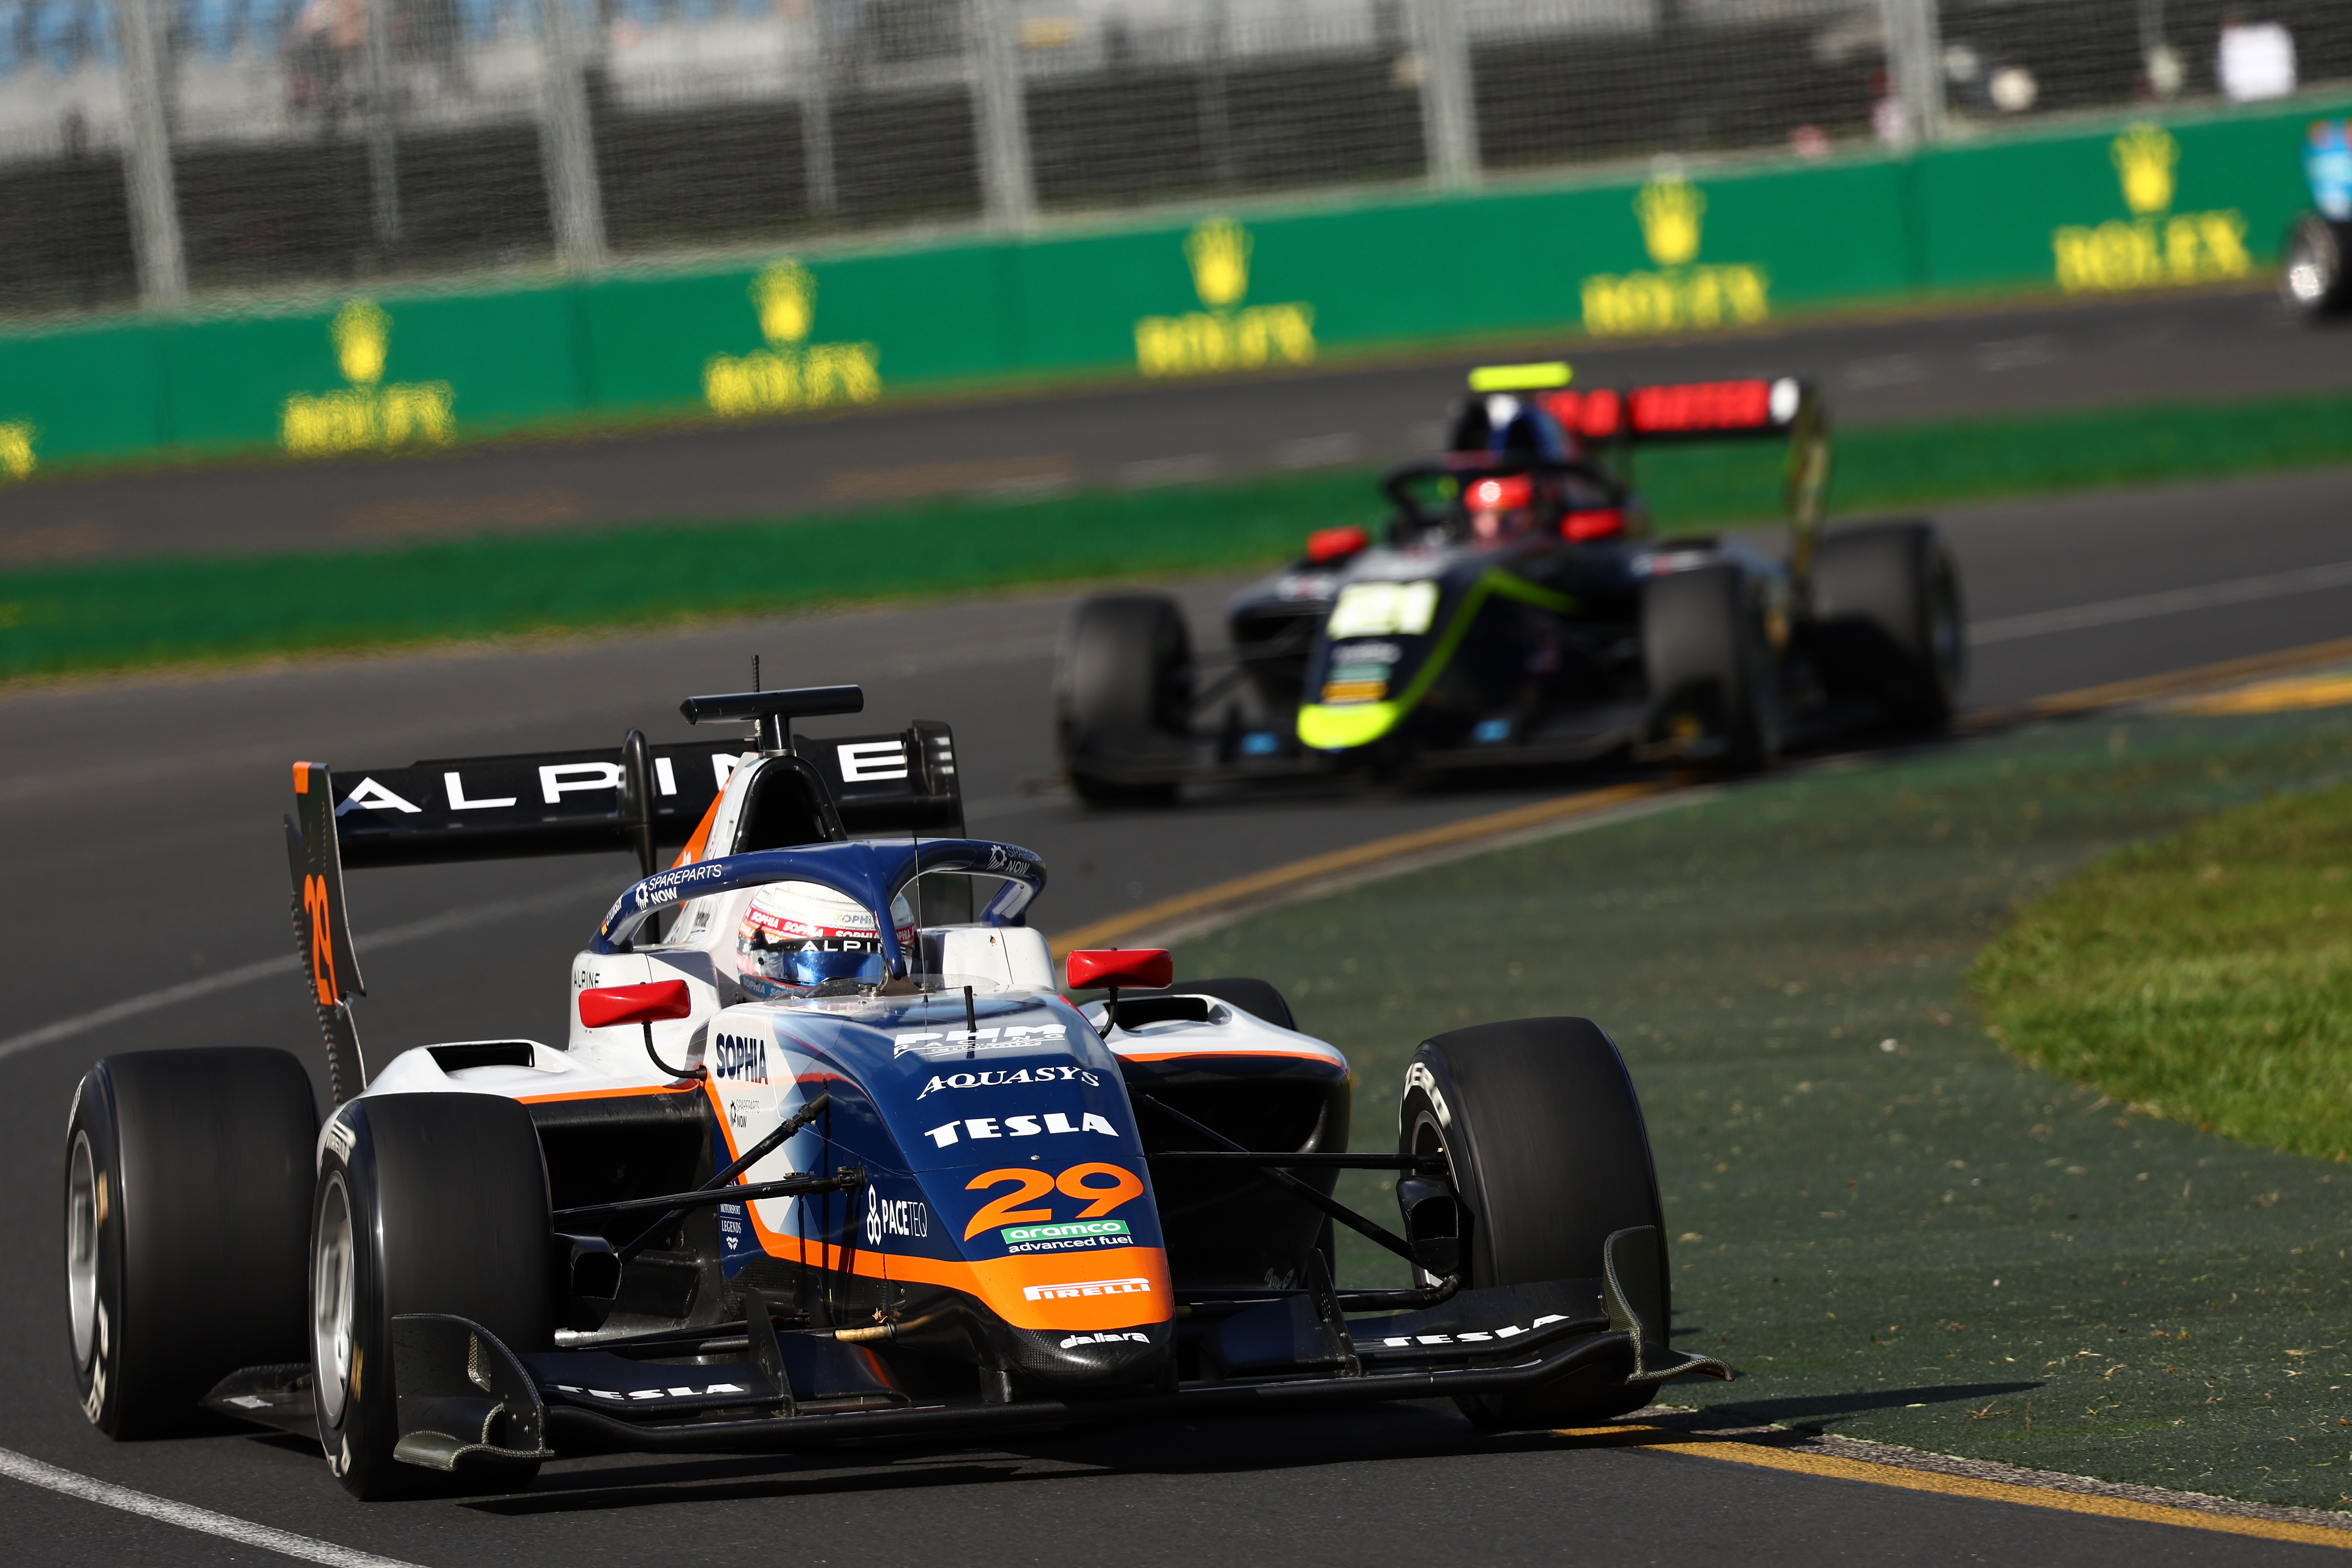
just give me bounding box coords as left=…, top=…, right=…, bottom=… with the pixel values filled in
left=0, top=0, right=2345, bottom=316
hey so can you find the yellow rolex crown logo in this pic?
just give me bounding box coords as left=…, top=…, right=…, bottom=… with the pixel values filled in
left=2112, top=123, right=2178, bottom=216
left=753, top=261, right=816, bottom=345
left=1635, top=178, right=1706, bottom=268
left=333, top=300, right=390, bottom=386
left=1185, top=218, right=1252, bottom=309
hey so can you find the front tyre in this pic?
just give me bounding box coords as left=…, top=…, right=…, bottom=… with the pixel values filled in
left=2283, top=215, right=2352, bottom=317
left=313, top=1093, right=553, bottom=1499
left=1055, top=594, right=1193, bottom=804
left=1397, top=1018, right=1669, bottom=1427
left=65, top=1048, right=317, bottom=1438
left=1643, top=564, right=1780, bottom=771
left=1811, top=519, right=1964, bottom=729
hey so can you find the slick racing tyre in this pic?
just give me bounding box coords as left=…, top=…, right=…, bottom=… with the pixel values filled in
left=1811, top=520, right=1965, bottom=729
left=1642, top=563, right=1780, bottom=771
left=1056, top=593, right=1192, bottom=805
left=312, top=1093, right=553, bottom=1499
left=65, top=1048, right=316, bottom=1439
left=2282, top=215, right=2352, bottom=316
left=1398, top=1018, right=1668, bottom=1428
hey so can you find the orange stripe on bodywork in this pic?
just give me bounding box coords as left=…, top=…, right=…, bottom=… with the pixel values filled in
left=517, top=1083, right=707, bottom=1105
left=671, top=790, right=726, bottom=869
left=292, top=762, right=314, bottom=793
left=1113, top=1047, right=1345, bottom=1065
left=753, top=1230, right=1172, bottom=1332
left=704, top=1076, right=1171, bottom=1333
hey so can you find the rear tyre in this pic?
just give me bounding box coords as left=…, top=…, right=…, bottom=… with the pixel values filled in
left=1055, top=594, right=1192, bottom=805
left=65, top=1048, right=316, bottom=1439
left=1642, top=564, right=1779, bottom=771
left=312, top=1093, right=553, bottom=1499
left=1811, top=520, right=1964, bottom=728
left=1397, top=1018, right=1668, bottom=1428
left=2282, top=215, right=2352, bottom=316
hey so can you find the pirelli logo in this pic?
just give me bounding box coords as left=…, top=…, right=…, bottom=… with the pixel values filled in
left=1022, top=1276, right=1153, bottom=1303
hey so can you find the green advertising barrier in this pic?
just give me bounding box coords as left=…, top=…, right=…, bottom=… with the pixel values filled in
left=0, top=93, right=2341, bottom=479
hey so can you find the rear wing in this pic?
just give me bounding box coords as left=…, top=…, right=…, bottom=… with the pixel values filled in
left=1468, top=365, right=1832, bottom=588
left=283, top=685, right=965, bottom=1103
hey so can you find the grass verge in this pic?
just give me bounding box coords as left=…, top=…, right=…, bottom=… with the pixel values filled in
left=7, top=386, right=2352, bottom=683
left=1172, top=701, right=2352, bottom=1507
left=1973, top=782, right=2352, bottom=1162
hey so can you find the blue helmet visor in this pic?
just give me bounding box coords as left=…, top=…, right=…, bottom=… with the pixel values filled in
left=745, top=935, right=889, bottom=993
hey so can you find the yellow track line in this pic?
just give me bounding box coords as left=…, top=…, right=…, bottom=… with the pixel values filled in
left=1557, top=1427, right=2352, bottom=1550
left=1046, top=632, right=2352, bottom=958
left=2021, top=633, right=2352, bottom=719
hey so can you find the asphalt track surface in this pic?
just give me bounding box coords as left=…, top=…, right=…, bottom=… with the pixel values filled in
left=4, top=452, right=2352, bottom=1563
left=3, top=284, right=2347, bottom=564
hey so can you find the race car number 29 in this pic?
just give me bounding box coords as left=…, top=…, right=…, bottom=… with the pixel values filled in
left=963, top=1163, right=1144, bottom=1240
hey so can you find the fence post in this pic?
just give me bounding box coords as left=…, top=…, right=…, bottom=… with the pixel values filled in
left=969, top=0, right=1036, bottom=228
left=537, top=0, right=609, bottom=269
left=1880, top=0, right=1947, bottom=146
left=1408, top=0, right=1477, bottom=190
left=114, top=0, right=187, bottom=309
left=801, top=0, right=840, bottom=218
left=363, top=0, right=402, bottom=249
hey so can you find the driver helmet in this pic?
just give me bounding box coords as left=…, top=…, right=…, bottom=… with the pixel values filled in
left=1465, top=473, right=1539, bottom=541
left=735, top=881, right=916, bottom=1000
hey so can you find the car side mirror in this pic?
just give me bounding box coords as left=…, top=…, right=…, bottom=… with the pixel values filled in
left=1065, top=949, right=1173, bottom=991
left=578, top=980, right=693, bottom=1029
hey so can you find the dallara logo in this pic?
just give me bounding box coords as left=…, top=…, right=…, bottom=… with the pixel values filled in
left=280, top=300, right=456, bottom=457
left=1132, top=217, right=1317, bottom=379
left=703, top=261, right=883, bottom=417
left=1581, top=177, right=1770, bottom=338
left=2051, top=124, right=2248, bottom=294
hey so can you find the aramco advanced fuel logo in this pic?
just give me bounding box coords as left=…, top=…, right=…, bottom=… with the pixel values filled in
left=279, top=301, right=456, bottom=456
left=2051, top=124, right=2249, bottom=293
left=1133, top=218, right=1316, bottom=378
left=702, top=261, right=882, bottom=416
left=1580, top=178, right=1769, bottom=337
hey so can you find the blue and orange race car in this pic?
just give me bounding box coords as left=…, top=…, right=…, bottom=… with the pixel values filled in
left=62, top=684, right=1723, bottom=1497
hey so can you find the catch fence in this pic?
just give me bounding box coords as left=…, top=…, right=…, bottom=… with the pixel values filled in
left=1, top=0, right=2345, bottom=316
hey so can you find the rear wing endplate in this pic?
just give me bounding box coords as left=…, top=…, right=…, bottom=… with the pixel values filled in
left=283, top=698, right=965, bottom=1103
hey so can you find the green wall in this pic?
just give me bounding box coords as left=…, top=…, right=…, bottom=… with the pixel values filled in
left=0, top=94, right=2339, bottom=473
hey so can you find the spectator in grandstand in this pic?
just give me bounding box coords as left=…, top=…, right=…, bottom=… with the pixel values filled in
left=287, top=0, right=367, bottom=123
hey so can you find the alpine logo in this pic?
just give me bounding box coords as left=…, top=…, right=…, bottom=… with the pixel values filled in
left=864, top=1189, right=929, bottom=1245
left=1022, top=1276, right=1153, bottom=1302
left=1060, top=1330, right=1150, bottom=1349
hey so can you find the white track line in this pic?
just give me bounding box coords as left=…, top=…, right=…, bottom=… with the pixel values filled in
left=0, top=875, right=617, bottom=1064
left=0, top=1446, right=428, bottom=1568
left=1971, top=560, right=2352, bottom=646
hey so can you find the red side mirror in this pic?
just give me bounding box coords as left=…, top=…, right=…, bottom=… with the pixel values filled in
left=1305, top=526, right=1368, bottom=564
left=579, top=980, right=693, bottom=1030
left=1065, top=949, right=1174, bottom=991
